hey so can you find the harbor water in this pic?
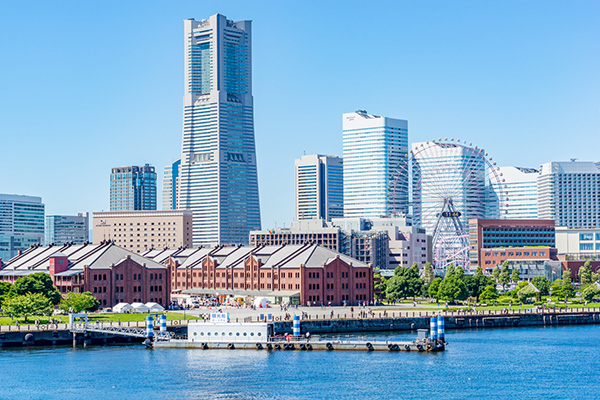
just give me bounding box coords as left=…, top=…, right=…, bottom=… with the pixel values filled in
left=2, top=324, right=600, bottom=399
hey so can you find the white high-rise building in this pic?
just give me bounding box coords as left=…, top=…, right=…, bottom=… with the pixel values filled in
left=178, top=14, right=261, bottom=246
left=497, top=166, right=538, bottom=219
left=412, top=142, right=487, bottom=235
left=538, top=161, right=600, bottom=228
left=342, top=110, right=408, bottom=218
left=295, top=155, right=343, bottom=221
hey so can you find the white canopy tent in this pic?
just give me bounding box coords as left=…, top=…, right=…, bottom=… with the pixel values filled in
left=131, top=302, right=150, bottom=313
left=253, top=297, right=269, bottom=308
left=113, top=303, right=133, bottom=313
left=145, top=302, right=165, bottom=312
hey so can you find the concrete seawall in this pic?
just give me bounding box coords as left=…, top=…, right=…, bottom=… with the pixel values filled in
left=273, top=310, right=600, bottom=334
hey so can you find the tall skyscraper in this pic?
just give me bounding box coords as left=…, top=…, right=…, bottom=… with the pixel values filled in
left=163, top=159, right=181, bottom=210
left=0, top=194, right=45, bottom=261
left=497, top=166, right=538, bottom=219
left=412, top=142, right=487, bottom=235
left=178, top=14, right=261, bottom=246
left=538, top=161, right=600, bottom=228
left=110, top=164, right=157, bottom=211
left=45, top=213, right=89, bottom=245
left=342, top=110, right=408, bottom=218
left=295, top=154, right=343, bottom=221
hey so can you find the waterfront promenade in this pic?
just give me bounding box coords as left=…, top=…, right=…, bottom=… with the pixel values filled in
left=2, top=304, right=600, bottom=333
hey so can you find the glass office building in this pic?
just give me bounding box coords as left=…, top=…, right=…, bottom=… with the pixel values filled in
left=110, top=164, right=157, bottom=211
left=0, top=194, right=45, bottom=261
left=45, top=213, right=89, bottom=245
left=496, top=166, right=538, bottom=219
left=178, top=14, right=261, bottom=246
left=342, top=110, right=408, bottom=218
left=295, top=154, right=343, bottom=221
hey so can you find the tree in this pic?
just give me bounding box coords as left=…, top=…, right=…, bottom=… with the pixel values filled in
left=374, top=273, right=387, bottom=300
left=428, top=277, right=442, bottom=299
left=480, top=285, right=499, bottom=301
left=531, top=276, right=551, bottom=296
left=582, top=285, right=600, bottom=302
left=453, top=266, right=465, bottom=280
left=579, top=262, right=593, bottom=286
left=498, top=261, right=511, bottom=290
left=437, top=275, right=469, bottom=302
left=59, top=292, right=100, bottom=313
left=422, top=262, right=434, bottom=285
left=518, top=283, right=539, bottom=303
left=3, top=293, right=51, bottom=321
left=475, top=266, right=484, bottom=277
left=562, top=272, right=575, bottom=300
left=463, top=273, right=493, bottom=301
left=550, top=279, right=564, bottom=299
left=445, top=264, right=456, bottom=278
left=511, top=268, right=520, bottom=284
left=492, top=266, right=500, bottom=284
left=386, top=264, right=424, bottom=300
left=0, top=281, right=12, bottom=306
left=11, top=273, right=61, bottom=305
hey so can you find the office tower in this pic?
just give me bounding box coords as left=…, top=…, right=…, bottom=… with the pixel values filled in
left=163, top=159, right=181, bottom=210
left=0, top=194, right=45, bottom=261
left=496, top=166, right=538, bottom=219
left=295, top=154, right=343, bottom=221
left=412, top=142, right=487, bottom=235
left=110, top=164, right=157, bottom=211
left=45, top=213, right=89, bottom=245
left=342, top=110, right=408, bottom=218
left=538, top=161, right=600, bottom=228
left=178, top=14, right=261, bottom=246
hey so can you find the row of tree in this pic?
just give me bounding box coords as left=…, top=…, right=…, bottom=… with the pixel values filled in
left=0, top=273, right=99, bottom=321
left=375, top=260, right=600, bottom=304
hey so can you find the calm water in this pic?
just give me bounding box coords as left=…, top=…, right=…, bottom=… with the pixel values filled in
left=2, top=325, right=599, bottom=399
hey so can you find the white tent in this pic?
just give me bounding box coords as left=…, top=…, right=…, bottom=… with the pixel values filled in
left=253, top=297, right=269, bottom=308
left=131, top=302, right=150, bottom=313
left=113, top=303, right=133, bottom=313
left=145, top=302, right=165, bottom=312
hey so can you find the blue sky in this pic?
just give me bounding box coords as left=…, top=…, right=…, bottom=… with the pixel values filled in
left=1, top=0, right=599, bottom=229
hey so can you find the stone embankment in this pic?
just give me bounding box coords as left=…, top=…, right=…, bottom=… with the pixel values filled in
left=273, top=308, right=600, bottom=334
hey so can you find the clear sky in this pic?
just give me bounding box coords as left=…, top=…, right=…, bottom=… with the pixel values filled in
left=1, top=0, right=599, bottom=229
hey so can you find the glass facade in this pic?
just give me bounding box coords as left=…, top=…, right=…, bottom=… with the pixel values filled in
left=295, top=155, right=343, bottom=221
left=178, top=14, right=261, bottom=246
left=538, top=161, right=600, bottom=228
left=162, top=159, right=180, bottom=210
left=45, top=213, right=89, bottom=245
left=110, top=164, right=157, bottom=211
left=0, top=194, right=45, bottom=261
left=342, top=111, right=408, bottom=218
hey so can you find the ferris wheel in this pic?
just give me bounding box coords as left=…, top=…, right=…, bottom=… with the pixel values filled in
left=392, top=138, right=508, bottom=272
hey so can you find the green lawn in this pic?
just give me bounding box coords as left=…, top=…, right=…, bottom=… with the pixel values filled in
left=0, top=312, right=201, bottom=326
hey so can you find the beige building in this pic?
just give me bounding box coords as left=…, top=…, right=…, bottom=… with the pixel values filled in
left=93, top=210, right=193, bottom=253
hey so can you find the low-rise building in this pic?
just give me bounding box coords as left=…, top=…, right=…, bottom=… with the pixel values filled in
left=249, top=215, right=429, bottom=270
left=93, top=210, right=193, bottom=253
left=469, top=218, right=556, bottom=272
left=0, top=242, right=170, bottom=307
left=143, top=243, right=373, bottom=306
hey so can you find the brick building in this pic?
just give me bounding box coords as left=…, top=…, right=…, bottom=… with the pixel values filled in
left=469, top=219, right=557, bottom=270
left=0, top=242, right=169, bottom=307
left=144, top=243, right=373, bottom=306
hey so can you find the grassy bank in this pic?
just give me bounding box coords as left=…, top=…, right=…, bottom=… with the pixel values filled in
left=0, top=312, right=201, bottom=326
